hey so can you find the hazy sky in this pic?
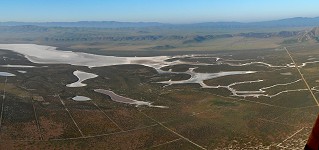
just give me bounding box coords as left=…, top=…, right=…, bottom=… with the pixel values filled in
left=1, top=0, right=319, bottom=23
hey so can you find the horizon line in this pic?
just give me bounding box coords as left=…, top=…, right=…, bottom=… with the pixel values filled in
left=1, top=16, right=318, bottom=24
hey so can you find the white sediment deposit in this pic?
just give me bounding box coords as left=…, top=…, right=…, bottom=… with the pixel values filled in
left=0, top=65, right=36, bottom=68
left=0, top=72, right=15, bottom=76
left=1, top=44, right=317, bottom=99
left=72, top=96, right=92, bottom=101
left=94, top=89, right=168, bottom=108
left=66, top=70, right=98, bottom=87
left=0, top=44, right=171, bottom=69
left=0, top=44, right=318, bottom=70
left=158, top=67, right=256, bottom=87
left=17, top=70, right=27, bottom=73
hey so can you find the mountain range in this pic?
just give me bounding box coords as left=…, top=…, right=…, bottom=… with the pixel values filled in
left=1, top=17, right=319, bottom=28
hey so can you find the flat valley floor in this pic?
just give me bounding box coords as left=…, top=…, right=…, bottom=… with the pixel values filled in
left=0, top=44, right=319, bottom=149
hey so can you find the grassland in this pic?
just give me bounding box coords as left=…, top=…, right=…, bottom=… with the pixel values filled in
left=0, top=40, right=317, bottom=149
left=0, top=25, right=318, bottom=149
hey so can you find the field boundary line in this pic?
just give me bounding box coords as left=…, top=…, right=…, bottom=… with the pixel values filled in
left=32, top=103, right=43, bottom=140
left=138, top=109, right=207, bottom=150
left=91, top=101, right=124, bottom=131
left=285, top=47, right=319, bottom=106
left=150, top=138, right=182, bottom=148
left=257, top=118, right=308, bottom=128
left=276, top=127, right=304, bottom=148
left=55, top=94, right=84, bottom=137
left=0, top=63, right=8, bottom=139
left=7, top=123, right=158, bottom=142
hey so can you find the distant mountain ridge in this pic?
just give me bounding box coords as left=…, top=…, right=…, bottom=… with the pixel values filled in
left=0, top=25, right=312, bottom=44
left=1, top=17, right=319, bottom=28
left=0, top=21, right=167, bottom=28
left=190, top=17, right=319, bottom=28
left=296, top=27, right=319, bottom=42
